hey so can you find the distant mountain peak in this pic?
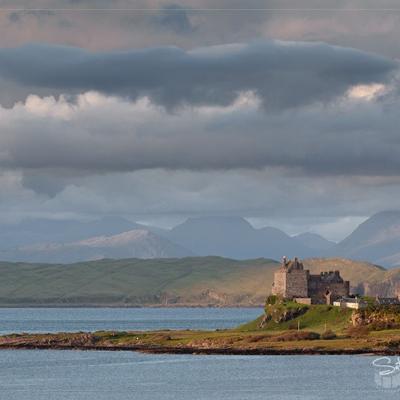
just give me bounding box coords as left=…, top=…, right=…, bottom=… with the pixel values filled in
left=294, top=232, right=336, bottom=251
left=77, top=229, right=152, bottom=247
left=169, top=215, right=315, bottom=259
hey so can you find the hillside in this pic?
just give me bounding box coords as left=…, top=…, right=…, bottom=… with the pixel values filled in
left=0, top=257, right=279, bottom=306
left=0, top=256, right=394, bottom=307
left=239, top=303, right=353, bottom=333
left=303, top=258, right=386, bottom=291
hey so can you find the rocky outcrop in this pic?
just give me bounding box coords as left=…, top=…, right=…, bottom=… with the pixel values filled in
left=259, top=300, right=309, bottom=328
left=351, top=306, right=400, bottom=329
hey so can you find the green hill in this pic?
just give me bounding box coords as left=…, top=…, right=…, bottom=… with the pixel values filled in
left=0, top=256, right=394, bottom=307
left=0, top=257, right=278, bottom=306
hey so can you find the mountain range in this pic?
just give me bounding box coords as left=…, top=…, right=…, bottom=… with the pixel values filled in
left=327, top=211, right=400, bottom=267
left=0, top=230, right=192, bottom=263
left=1, top=211, right=400, bottom=266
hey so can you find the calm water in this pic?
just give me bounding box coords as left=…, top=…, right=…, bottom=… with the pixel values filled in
left=1, top=351, right=398, bottom=400
left=0, top=307, right=262, bottom=334
left=1, top=308, right=399, bottom=399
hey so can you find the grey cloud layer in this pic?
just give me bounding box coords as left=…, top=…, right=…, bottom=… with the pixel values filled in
left=0, top=41, right=396, bottom=109
left=1, top=0, right=400, bottom=233
left=2, top=87, right=400, bottom=178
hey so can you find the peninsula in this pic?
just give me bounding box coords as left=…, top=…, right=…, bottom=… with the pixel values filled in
left=1, top=302, right=400, bottom=355
left=2, top=257, right=400, bottom=355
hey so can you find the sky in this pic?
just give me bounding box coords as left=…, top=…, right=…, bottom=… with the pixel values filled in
left=1, top=0, right=400, bottom=240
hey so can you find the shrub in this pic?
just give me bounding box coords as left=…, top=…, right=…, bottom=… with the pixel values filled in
left=272, top=331, right=320, bottom=342
left=320, top=330, right=336, bottom=340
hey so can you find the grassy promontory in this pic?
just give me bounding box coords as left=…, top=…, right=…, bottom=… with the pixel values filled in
left=2, top=302, right=400, bottom=355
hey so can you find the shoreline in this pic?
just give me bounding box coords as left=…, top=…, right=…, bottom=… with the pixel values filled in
left=0, top=343, right=395, bottom=356
left=1, top=330, right=399, bottom=356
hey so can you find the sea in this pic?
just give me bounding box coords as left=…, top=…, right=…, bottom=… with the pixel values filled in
left=0, top=307, right=398, bottom=400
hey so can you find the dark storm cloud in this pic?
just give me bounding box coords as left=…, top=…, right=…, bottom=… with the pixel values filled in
left=0, top=41, right=396, bottom=110
left=2, top=85, right=400, bottom=179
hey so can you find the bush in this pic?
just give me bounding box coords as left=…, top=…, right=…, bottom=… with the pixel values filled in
left=272, top=331, right=320, bottom=342
left=320, top=330, right=336, bottom=340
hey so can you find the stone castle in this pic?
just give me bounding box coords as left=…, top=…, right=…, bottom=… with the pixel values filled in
left=271, top=257, right=350, bottom=304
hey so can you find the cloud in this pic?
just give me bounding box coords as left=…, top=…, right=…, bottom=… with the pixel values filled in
left=0, top=40, right=396, bottom=110
left=0, top=2, right=400, bottom=237
left=1, top=86, right=400, bottom=182
left=2, top=86, right=400, bottom=237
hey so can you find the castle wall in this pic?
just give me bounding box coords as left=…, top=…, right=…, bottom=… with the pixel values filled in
left=272, top=270, right=286, bottom=296
left=308, top=275, right=350, bottom=304
left=285, top=270, right=309, bottom=298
